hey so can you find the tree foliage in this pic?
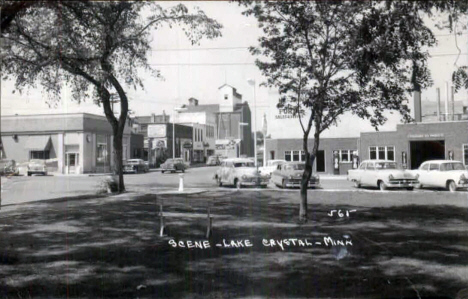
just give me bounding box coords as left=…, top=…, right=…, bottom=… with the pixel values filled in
left=2, top=1, right=222, bottom=191
left=241, top=0, right=460, bottom=222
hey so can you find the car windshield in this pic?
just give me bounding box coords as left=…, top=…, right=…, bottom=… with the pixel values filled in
left=291, top=164, right=305, bottom=170
left=30, top=159, right=45, bottom=164
left=441, top=162, right=465, bottom=171
left=166, top=159, right=174, bottom=163
left=127, top=160, right=140, bottom=165
left=375, top=162, right=397, bottom=169
left=234, top=162, right=255, bottom=168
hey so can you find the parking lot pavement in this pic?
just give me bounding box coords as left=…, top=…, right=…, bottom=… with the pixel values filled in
left=1, top=166, right=466, bottom=207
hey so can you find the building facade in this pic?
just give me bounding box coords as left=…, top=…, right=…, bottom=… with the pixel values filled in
left=0, top=113, right=138, bottom=174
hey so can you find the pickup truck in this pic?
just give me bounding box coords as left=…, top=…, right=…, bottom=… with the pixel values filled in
left=348, top=160, right=418, bottom=191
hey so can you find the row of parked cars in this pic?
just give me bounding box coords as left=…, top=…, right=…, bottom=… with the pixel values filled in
left=0, top=159, right=48, bottom=176
left=213, top=158, right=320, bottom=189
left=212, top=158, right=468, bottom=192
left=348, top=159, right=468, bottom=192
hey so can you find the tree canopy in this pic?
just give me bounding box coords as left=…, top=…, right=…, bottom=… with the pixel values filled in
left=1, top=1, right=222, bottom=191
left=241, top=0, right=466, bottom=221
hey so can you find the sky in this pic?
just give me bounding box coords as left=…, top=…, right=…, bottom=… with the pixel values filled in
left=1, top=1, right=467, bottom=139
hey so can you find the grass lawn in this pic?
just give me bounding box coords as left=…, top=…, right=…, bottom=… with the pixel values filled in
left=1, top=190, right=467, bottom=298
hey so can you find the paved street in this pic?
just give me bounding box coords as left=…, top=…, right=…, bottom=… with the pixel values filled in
left=1, top=166, right=467, bottom=207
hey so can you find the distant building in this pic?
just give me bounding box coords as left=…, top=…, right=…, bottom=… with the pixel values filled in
left=0, top=113, right=140, bottom=174
left=176, top=84, right=254, bottom=159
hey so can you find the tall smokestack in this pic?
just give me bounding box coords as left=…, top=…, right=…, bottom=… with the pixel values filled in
left=436, top=88, right=441, bottom=121
left=413, top=91, right=422, bottom=122
left=445, top=81, right=449, bottom=121
left=451, top=85, right=455, bottom=121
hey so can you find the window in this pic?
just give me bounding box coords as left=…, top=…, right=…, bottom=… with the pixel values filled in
left=96, top=135, right=108, bottom=166
left=301, top=151, right=305, bottom=162
left=224, top=94, right=228, bottom=100
left=337, top=150, right=354, bottom=162
left=285, top=151, right=292, bottom=161
left=369, top=146, right=395, bottom=161
left=429, top=164, right=440, bottom=171
left=293, top=150, right=300, bottom=161
left=30, top=151, right=50, bottom=160
left=366, top=163, right=375, bottom=170
left=359, top=162, right=366, bottom=169
left=420, top=163, right=429, bottom=170
left=464, top=144, right=468, bottom=165
left=370, top=147, right=377, bottom=160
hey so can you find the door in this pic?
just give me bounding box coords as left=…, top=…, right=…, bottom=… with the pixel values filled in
left=316, top=150, right=325, bottom=172
left=66, top=153, right=79, bottom=174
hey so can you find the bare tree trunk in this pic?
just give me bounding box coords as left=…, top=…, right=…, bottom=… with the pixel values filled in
left=299, top=128, right=320, bottom=223
left=112, top=129, right=125, bottom=192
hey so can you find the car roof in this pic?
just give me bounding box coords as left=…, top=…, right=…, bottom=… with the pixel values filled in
left=421, top=160, right=462, bottom=164
left=223, top=158, right=254, bottom=163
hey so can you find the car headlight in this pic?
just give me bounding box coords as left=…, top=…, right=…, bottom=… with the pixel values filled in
left=415, top=174, right=419, bottom=179
left=460, top=174, right=467, bottom=182
left=388, top=174, right=394, bottom=180
left=289, top=175, right=294, bottom=179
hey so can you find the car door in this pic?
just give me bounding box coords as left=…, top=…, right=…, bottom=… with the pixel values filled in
left=272, top=164, right=283, bottom=185
left=417, top=163, right=430, bottom=186
left=428, top=163, right=440, bottom=187
left=362, top=162, right=375, bottom=186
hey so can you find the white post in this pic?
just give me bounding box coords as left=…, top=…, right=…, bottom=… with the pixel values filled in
left=178, top=173, right=184, bottom=192
left=263, top=133, right=266, bottom=167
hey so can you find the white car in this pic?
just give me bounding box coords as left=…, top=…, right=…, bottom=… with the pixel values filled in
left=214, top=158, right=270, bottom=188
left=412, top=160, right=468, bottom=192
left=27, top=159, right=48, bottom=176
left=348, top=160, right=419, bottom=191
left=259, top=159, right=286, bottom=176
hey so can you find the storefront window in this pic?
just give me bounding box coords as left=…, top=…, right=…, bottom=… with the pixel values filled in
left=30, top=151, right=50, bottom=160
left=301, top=151, right=305, bottom=162
left=96, top=135, right=108, bottom=166
left=337, top=149, right=354, bottom=162
left=285, top=151, right=292, bottom=161
left=293, top=150, right=300, bottom=161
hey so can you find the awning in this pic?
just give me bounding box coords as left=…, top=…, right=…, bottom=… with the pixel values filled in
left=24, top=135, right=51, bottom=150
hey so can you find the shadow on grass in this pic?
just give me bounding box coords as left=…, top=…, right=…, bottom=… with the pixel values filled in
left=0, top=191, right=467, bottom=298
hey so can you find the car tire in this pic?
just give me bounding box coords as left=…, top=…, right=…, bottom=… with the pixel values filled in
left=282, top=180, right=287, bottom=189
left=161, top=170, right=165, bottom=174
left=182, top=169, right=185, bottom=173
left=406, top=187, right=414, bottom=191
left=354, top=181, right=361, bottom=188
left=447, top=180, right=457, bottom=192
left=218, top=178, right=223, bottom=187
left=27, top=172, right=31, bottom=176
left=378, top=181, right=387, bottom=191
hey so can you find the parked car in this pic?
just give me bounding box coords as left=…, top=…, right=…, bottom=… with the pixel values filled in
left=347, top=160, right=418, bottom=191
left=123, top=159, right=149, bottom=174
left=411, top=160, right=468, bottom=192
left=271, top=162, right=320, bottom=189
left=206, top=155, right=221, bottom=166
left=0, top=159, right=18, bottom=176
left=259, top=159, right=286, bottom=176
left=161, top=158, right=187, bottom=173
left=27, top=159, right=48, bottom=176
left=214, top=158, right=269, bottom=188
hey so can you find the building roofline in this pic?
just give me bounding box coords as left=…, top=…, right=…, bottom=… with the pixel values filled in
left=1, top=112, right=109, bottom=121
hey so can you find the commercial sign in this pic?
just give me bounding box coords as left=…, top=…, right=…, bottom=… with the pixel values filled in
left=148, top=124, right=166, bottom=138
left=152, top=138, right=167, bottom=149
left=275, top=107, right=301, bottom=119
left=407, top=133, right=444, bottom=139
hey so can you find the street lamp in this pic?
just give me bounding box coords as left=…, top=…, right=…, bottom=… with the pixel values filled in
left=173, top=106, right=188, bottom=159
left=247, top=78, right=257, bottom=167
left=238, top=122, right=248, bottom=157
